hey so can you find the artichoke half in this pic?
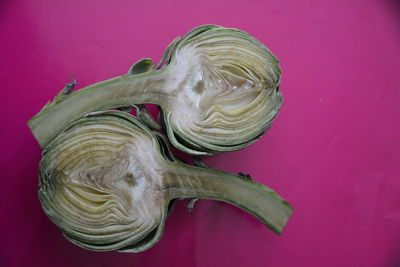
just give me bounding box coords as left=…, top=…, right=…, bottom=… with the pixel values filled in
left=28, top=25, right=282, bottom=155
left=39, top=111, right=292, bottom=252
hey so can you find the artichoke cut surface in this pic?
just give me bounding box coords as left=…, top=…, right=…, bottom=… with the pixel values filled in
left=39, top=111, right=292, bottom=252
left=29, top=25, right=282, bottom=155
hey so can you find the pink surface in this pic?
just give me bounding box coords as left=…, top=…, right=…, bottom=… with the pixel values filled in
left=1, top=0, right=400, bottom=266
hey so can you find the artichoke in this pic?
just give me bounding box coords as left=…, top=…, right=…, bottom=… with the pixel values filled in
left=39, top=111, right=292, bottom=252
left=29, top=25, right=282, bottom=155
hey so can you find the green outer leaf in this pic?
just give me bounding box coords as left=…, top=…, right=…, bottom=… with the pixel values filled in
left=128, top=58, right=154, bottom=75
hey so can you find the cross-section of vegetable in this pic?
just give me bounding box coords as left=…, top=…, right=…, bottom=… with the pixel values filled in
left=39, top=111, right=292, bottom=252
left=29, top=25, right=282, bottom=155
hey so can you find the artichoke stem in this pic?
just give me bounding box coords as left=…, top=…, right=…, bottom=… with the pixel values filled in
left=163, top=162, right=293, bottom=235
left=29, top=70, right=167, bottom=148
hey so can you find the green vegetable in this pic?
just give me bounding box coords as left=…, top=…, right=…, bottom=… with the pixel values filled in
left=29, top=25, right=282, bottom=155
left=39, top=111, right=292, bottom=252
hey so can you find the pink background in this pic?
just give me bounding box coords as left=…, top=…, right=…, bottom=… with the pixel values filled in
left=1, top=0, right=400, bottom=266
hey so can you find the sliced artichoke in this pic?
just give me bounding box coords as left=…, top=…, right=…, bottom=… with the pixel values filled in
left=39, top=111, right=292, bottom=252
left=29, top=25, right=282, bottom=155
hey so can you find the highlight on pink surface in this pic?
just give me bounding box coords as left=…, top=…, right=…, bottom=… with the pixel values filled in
left=1, top=0, right=399, bottom=266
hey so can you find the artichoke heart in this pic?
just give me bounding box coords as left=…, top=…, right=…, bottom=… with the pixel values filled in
left=29, top=25, right=282, bottom=155
left=39, top=111, right=292, bottom=252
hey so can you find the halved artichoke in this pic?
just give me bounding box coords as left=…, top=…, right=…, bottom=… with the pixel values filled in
left=39, top=111, right=292, bottom=252
left=29, top=25, right=282, bottom=155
